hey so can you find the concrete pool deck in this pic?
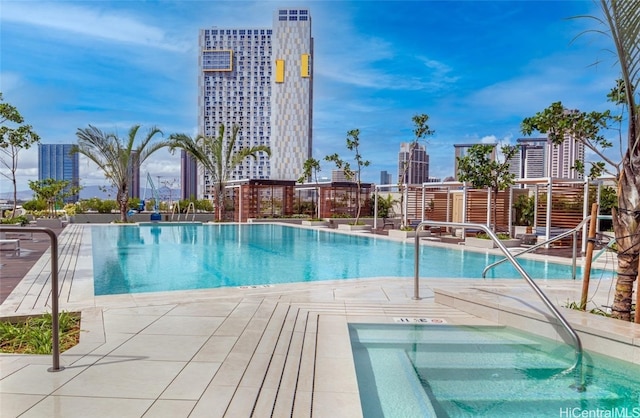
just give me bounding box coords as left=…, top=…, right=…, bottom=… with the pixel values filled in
left=1, top=223, right=639, bottom=418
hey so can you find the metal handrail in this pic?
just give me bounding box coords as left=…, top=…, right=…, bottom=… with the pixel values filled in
left=184, top=202, right=196, bottom=222
left=413, top=221, right=584, bottom=391
left=482, top=217, right=592, bottom=279
left=0, top=226, right=64, bottom=372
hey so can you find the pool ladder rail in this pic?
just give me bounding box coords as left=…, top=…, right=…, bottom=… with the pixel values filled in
left=481, top=216, right=614, bottom=279
left=413, top=221, right=586, bottom=392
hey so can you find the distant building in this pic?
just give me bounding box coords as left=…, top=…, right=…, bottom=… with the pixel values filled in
left=398, top=142, right=429, bottom=185
left=453, top=143, right=495, bottom=181
left=181, top=150, right=198, bottom=200
left=38, top=144, right=79, bottom=203
left=331, top=170, right=351, bottom=183
left=508, top=138, right=546, bottom=179
left=379, top=170, right=392, bottom=191
left=509, top=137, right=585, bottom=180
left=198, top=7, right=313, bottom=199
left=548, top=135, right=584, bottom=179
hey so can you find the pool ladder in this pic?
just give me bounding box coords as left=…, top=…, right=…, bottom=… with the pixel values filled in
left=413, top=221, right=586, bottom=392
left=481, top=217, right=593, bottom=279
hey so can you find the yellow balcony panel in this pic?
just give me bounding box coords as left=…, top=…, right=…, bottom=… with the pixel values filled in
left=301, top=54, right=310, bottom=77
left=275, top=59, right=285, bottom=83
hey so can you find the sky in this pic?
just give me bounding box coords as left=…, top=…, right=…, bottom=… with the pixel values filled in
left=0, top=0, right=626, bottom=194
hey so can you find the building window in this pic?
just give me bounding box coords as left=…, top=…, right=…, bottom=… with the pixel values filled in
left=202, top=50, right=233, bottom=71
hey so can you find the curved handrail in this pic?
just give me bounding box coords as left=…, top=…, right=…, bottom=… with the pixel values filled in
left=413, top=221, right=585, bottom=391
left=0, top=226, right=64, bottom=372
left=482, top=217, right=592, bottom=278
left=184, top=202, right=196, bottom=222
left=170, top=202, right=181, bottom=221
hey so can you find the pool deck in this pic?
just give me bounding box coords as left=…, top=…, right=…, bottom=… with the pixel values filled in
left=1, top=223, right=639, bottom=418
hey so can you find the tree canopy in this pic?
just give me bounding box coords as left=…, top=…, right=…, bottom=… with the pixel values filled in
left=169, top=124, right=270, bottom=221
left=0, top=93, right=40, bottom=215
left=72, top=124, right=169, bottom=222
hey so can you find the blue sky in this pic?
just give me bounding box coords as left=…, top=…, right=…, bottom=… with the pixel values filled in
left=0, top=0, right=624, bottom=193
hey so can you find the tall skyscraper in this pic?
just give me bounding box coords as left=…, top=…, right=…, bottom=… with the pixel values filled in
left=198, top=8, right=313, bottom=198
left=38, top=143, right=79, bottom=203
left=398, top=142, right=429, bottom=185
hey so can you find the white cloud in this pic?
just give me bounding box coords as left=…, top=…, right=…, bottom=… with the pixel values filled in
left=1, top=2, right=189, bottom=51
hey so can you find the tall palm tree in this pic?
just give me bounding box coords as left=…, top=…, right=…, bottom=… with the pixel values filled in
left=72, top=125, right=169, bottom=222
left=600, top=0, right=640, bottom=322
left=169, top=124, right=271, bottom=221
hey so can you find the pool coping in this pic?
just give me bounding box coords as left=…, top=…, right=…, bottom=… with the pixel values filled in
left=433, top=286, right=640, bottom=365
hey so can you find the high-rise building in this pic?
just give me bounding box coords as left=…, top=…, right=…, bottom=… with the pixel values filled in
left=181, top=150, right=198, bottom=200
left=453, top=143, right=496, bottom=181
left=509, top=137, right=584, bottom=180
left=510, top=138, right=547, bottom=179
left=380, top=170, right=392, bottom=184
left=198, top=8, right=313, bottom=198
left=398, top=142, right=429, bottom=185
left=548, top=136, right=584, bottom=179
left=38, top=144, right=79, bottom=203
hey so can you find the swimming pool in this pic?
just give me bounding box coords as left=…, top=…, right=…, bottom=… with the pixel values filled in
left=350, top=323, right=640, bottom=417
left=90, top=223, right=613, bottom=296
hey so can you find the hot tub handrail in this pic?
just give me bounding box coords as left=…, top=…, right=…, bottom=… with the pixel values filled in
left=413, top=221, right=584, bottom=391
left=481, top=216, right=592, bottom=279
left=0, top=226, right=64, bottom=373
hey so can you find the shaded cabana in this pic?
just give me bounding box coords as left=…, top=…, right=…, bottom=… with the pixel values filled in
left=224, top=179, right=296, bottom=222
left=374, top=177, right=610, bottom=251
left=317, top=182, right=372, bottom=219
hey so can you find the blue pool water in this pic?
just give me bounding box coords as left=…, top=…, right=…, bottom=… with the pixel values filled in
left=350, top=323, right=640, bottom=417
left=91, top=223, right=614, bottom=296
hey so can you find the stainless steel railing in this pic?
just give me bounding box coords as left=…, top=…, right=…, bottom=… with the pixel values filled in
left=413, top=221, right=585, bottom=391
left=482, top=217, right=592, bottom=279
left=0, top=226, right=64, bottom=372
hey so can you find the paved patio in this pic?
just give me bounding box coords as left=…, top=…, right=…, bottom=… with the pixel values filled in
left=0, top=223, right=638, bottom=418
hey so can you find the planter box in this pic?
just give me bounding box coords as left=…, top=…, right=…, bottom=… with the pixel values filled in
left=301, top=220, right=328, bottom=227
left=465, top=237, right=522, bottom=249
left=388, top=229, right=431, bottom=239
left=337, top=224, right=371, bottom=232
left=35, top=218, right=64, bottom=228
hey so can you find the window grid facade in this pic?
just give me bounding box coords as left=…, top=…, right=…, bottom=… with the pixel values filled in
left=398, top=142, right=429, bottom=185
left=38, top=144, right=80, bottom=203
left=198, top=8, right=313, bottom=198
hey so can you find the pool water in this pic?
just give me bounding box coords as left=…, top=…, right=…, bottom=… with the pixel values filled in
left=91, top=223, right=613, bottom=296
left=350, top=323, right=640, bottom=418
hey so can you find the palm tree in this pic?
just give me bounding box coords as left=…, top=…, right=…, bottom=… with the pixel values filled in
left=72, top=125, right=169, bottom=222
left=598, top=0, right=640, bottom=321
left=169, top=124, right=271, bottom=221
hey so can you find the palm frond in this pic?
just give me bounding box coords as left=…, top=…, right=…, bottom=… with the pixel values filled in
left=601, top=0, right=640, bottom=151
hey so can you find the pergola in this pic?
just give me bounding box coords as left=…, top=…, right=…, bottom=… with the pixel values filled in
left=373, top=177, right=615, bottom=252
